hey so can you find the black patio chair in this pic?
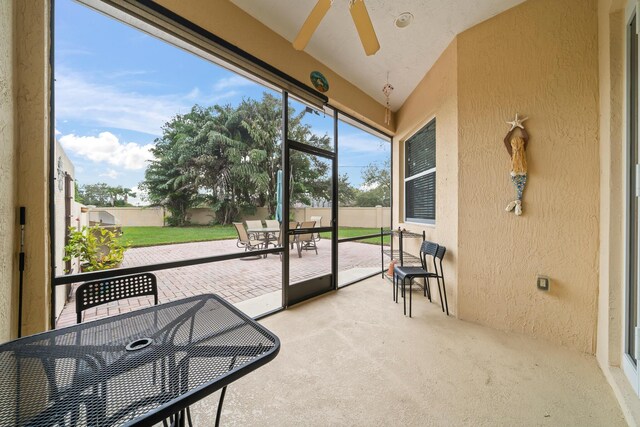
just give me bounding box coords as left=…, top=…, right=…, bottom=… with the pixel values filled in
left=75, top=273, right=159, bottom=324
left=394, top=242, right=448, bottom=317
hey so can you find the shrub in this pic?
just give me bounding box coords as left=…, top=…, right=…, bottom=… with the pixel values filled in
left=63, top=225, right=128, bottom=272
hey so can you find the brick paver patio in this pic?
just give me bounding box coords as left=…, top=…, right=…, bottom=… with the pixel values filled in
left=56, top=238, right=385, bottom=327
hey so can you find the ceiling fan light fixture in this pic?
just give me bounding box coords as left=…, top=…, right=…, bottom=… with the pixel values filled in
left=394, top=12, right=414, bottom=29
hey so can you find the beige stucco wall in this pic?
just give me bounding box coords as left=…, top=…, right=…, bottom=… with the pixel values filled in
left=15, top=0, right=51, bottom=336
left=152, top=0, right=392, bottom=134
left=455, top=0, right=600, bottom=352
left=0, top=0, right=17, bottom=342
left=53, top=141, right=75, bottom=319
left=597, top=0, right=627, bottom=371
left=393, top=39, right=459, bottom=315
left=95, top=207, right=166, bottom=227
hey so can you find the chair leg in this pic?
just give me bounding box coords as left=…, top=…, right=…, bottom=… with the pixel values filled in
left=425, top=277, right=432, bottom=301
left=409, top=279, right=413, bottom=317
left=441, top=277, right=449, bottom=316
left=403, top=279, right=407, bottom=316
left=297, top=241, right=302, bottom=258
left=436, top=276, right=445, bottom=313
left=395, top=276, right=399, bottom=304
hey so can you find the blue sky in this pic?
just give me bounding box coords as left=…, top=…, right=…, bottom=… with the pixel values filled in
left=54, top=0, right=389, bottom=205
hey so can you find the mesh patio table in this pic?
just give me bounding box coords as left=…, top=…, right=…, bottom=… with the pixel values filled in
left=0, top=294, right=280, bottom=426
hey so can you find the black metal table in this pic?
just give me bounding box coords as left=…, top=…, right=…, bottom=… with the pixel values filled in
left=0, top=294, right=280, bottom=426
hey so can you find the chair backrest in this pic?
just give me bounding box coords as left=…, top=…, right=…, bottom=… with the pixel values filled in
left=419, top=241, right=439, bottom=271
left=265, top=219, right=280, bottom=229
left=245, top=220, right=263, bottom=230
left=233, top=222, right=250, bottom=243
left=310, top=216, right=322, bottom=227
left=298, top=220, right=316, bottom=241
left=76, top=273, right=158, bottom=323
left=289, top=221, right=299, bottom=231
left=433, top=245, right=446, bottom=278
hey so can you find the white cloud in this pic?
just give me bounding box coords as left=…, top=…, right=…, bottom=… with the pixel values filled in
left=360, top=182, right=380, bottom=191
left=56, top=70, right=184, bottom=136
left=338, top=134, right=389, bottom=154
left=99, top=169, right=120, bottom=180
left=128, top=185, right=149, bottom=206
left=59, top=132, right=155, bottom=170
left=55, top=68, right=258, bottom=136
left=213, top=75, right=253, bottom=91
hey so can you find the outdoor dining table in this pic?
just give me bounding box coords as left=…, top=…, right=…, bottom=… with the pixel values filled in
left=246, top=227, right=280, bottom=257
left=0, top=294, right=280, bottom=426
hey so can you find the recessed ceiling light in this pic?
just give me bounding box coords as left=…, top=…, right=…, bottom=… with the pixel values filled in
left=394, top=12, right=413, bottom=29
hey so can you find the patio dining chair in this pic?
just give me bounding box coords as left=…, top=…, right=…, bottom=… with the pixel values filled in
left=310, top=216, right=322, bottom=242
left=295, top=220, right=318, bottom=258
left=265, top=219, right=280, bottom=246
left=393, top=242, right=448, bottom=317
left=289, top=221, right=298, bottom=249
left=75, top=273, right=159, bottom=324
left=233, top=222, right=263, bottom=252
left=245, top=220, right=264, bottom=240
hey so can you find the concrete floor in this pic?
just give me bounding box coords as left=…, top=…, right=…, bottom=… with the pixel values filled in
left=190, top=277, right=626, bottom=426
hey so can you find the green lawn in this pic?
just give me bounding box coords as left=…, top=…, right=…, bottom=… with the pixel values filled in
left=120, top=226, right=236, bottom=247
left=120, top=226, right=390, bottom=248
left=321, top=227, right=391, bottom=245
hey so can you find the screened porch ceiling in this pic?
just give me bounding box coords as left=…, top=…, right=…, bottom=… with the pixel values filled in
left=230, top=0, right=526, bottom=110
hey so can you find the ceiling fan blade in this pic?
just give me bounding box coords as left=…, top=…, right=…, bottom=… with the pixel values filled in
left=349, top=0, right=380, bottom=56
left=293, top=0, right=332, bottom=51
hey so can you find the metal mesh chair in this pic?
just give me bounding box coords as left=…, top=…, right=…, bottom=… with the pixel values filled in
left=75, top=273, right=159, bottom=324
left=393, top=242, right=447, bottom=317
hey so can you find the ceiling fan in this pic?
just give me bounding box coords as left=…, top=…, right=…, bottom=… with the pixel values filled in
left=293, top=0, right=380, bottom=56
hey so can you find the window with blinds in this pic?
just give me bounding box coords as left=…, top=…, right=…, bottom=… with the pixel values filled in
left=405, top=119, right=436, bottom=223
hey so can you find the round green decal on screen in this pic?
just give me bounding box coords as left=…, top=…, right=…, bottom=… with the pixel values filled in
left=310, top=71, right=329, bottom=93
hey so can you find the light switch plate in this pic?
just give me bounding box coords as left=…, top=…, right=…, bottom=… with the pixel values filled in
left=537, top=276, right=550, bottom=291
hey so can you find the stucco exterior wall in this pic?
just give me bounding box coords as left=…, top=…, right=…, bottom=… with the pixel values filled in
left=15, top=0, right=51, bottom=335
left=393, top=39, right=459, bottom=315
left=95, top=207, right=166, bottom=227
left=152, top=0, right=392, bottom=134
left=456, top=0, right=600, bottom=352
left=52, top=141, right=74, bottom=319
left=0, top=0, right=16, bottom=342
left=597, top=0, right=626, bottom=371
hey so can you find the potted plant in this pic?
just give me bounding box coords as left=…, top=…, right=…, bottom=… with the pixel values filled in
left=63, top=225, right=128, bottom=272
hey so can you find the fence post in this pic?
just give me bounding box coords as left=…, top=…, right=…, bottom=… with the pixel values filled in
left=376, top=205, right=383, bottom=228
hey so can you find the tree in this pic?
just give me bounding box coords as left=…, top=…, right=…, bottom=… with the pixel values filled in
left=77, top=183, right=136, bottom=207
left=355, top=160, right=391, bottom=207
left=142, top=93, right=333, bottom=225
left=338, top=174, right=357, bottom=206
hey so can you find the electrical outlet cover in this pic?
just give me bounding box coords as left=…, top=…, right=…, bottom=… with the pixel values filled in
left=537, top=276, right=550, bottom=291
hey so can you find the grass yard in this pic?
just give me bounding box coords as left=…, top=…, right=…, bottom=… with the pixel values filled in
left=120, top=226, right=390, bottom=248
left=120, top=226, right=236, bottom=247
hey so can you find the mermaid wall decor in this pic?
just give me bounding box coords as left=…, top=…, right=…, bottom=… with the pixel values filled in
left=504, top=113, right=529, bottom=216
